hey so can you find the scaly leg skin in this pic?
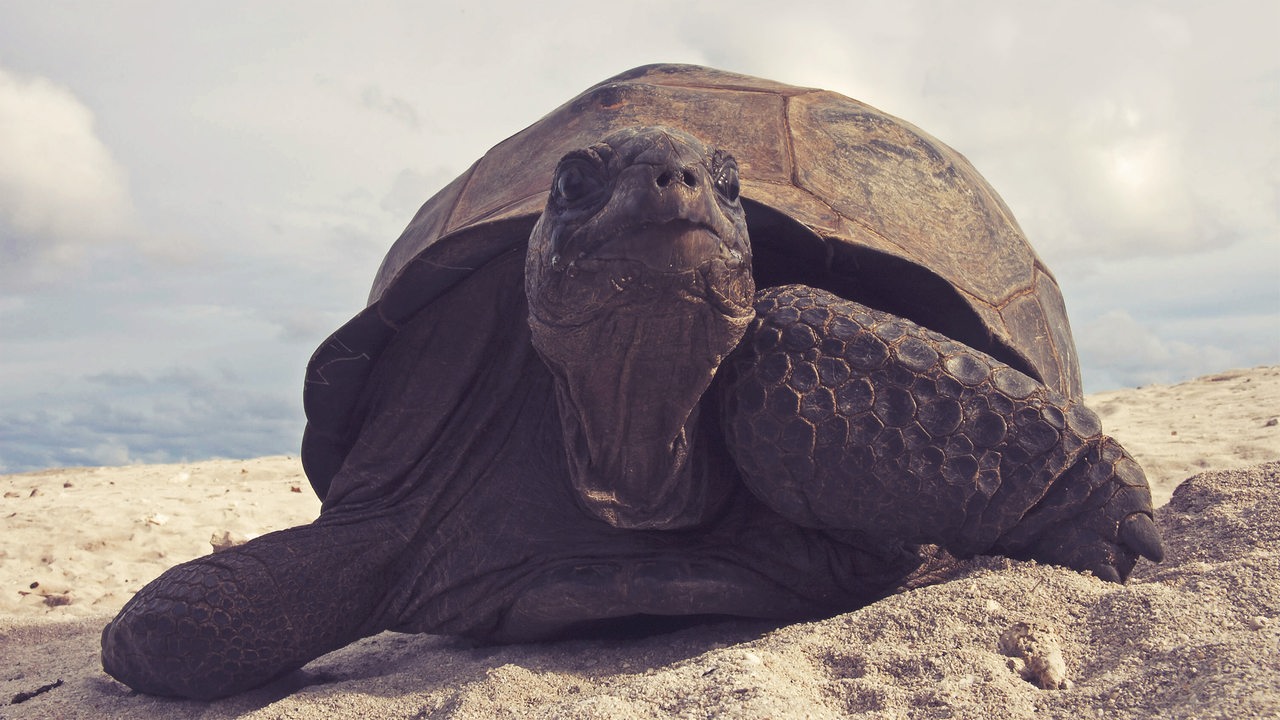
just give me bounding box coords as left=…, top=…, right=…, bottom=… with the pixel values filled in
left=101, top=514, right=402, bottom=699
left=722, top=285, right=1164, bottom=582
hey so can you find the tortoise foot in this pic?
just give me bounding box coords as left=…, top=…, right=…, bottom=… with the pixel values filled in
left=993, top=436, right=1165, bottom=582
left=102, top=553, right=290, bottom=700
left=102, top=520, right=395, bottom=699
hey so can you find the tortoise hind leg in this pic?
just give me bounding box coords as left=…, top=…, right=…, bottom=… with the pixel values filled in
left=721, top=284, right=1163, bottom=582
left=101, top=514, right=403, bottom=699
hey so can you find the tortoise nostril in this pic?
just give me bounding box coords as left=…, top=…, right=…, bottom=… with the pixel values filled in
left=655, top=168, right=697, bottom=189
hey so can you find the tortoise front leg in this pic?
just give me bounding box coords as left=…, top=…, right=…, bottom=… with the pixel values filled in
left=101, top=513, right=404, bottom=699
left=722, top=285, right=1163, bottom=582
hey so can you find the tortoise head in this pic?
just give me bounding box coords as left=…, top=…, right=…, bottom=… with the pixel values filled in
left=526, top=127, right=755, bottom=530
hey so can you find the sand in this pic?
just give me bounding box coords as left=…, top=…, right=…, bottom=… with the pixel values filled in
left=2, top=366, right=1277, bottom=719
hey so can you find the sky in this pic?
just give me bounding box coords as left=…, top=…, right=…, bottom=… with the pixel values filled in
left=0, top=0, right=1276, bottom=473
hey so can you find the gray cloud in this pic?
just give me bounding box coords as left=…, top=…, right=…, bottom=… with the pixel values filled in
left=359, top=85, right=424, bottom=132
left=381, top=166, right=457, bottom=218
left=0, top=365, right=303, bottom=473
left=1076, top=310, right=1238, bottom=390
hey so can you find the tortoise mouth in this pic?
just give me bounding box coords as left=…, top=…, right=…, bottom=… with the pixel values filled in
left=527, top=255, right=755, bottom=331
left=576, top=220, right=743, bottom=274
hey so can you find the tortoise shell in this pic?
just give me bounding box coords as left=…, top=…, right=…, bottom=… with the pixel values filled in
left=301, top=64, right=1080, bottom=497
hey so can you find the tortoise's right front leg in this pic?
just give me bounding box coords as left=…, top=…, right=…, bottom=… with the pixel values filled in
left=101, top=514, right=403, bottom=700
left=722, top=285, right=1163, bottom=582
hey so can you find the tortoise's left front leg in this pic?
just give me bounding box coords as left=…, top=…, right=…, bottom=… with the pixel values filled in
left=722, top=285, right=1164, bottom=582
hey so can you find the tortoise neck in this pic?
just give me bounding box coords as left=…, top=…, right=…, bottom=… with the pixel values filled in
left=529, top=291, right=751, bottom=530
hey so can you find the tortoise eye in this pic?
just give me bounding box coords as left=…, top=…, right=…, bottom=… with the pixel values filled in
left=554, top=159, right=602, bottom=205
left=713, top=155, right=740, bottom=204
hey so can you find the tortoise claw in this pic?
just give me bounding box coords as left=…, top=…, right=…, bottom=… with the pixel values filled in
left=991, top=437, right=1163, bottom=583
left=1120, top=513, right=1165, bottom=563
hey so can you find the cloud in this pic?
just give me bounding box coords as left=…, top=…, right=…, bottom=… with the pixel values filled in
left=0, top=63, right=134, bottom=288
left=0, top=365, right=303, bottom=473
left=359, top=85, right=424, bottom=132
left=380, top=166, right=457, bottom=218
left=1075, top=309, right=1236, bottom=390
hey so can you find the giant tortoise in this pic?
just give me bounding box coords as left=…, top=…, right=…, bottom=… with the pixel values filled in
left=101, top=64, right=1163, bottom=699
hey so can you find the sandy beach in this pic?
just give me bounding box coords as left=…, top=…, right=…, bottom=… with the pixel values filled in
left=2, top=366, right=1277, bottom=718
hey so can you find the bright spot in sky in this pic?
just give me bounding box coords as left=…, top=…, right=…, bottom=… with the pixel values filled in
left=1109, top=143, right=1154, bottom=191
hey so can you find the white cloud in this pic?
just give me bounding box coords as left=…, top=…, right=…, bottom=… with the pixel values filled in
left=0, top=64, right=134, bottom=287
left=1076, top=309, right=1236, bottom=390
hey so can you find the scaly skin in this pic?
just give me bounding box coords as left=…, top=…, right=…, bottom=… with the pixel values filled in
left=100, top=513, right=405, bottom=699
left=722, top=285, right=1163, bottom=581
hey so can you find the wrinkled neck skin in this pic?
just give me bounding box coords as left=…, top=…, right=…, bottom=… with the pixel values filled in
left=529, top=260, right=752, bottom=530
left=525, top=127, right=755, bottom=530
